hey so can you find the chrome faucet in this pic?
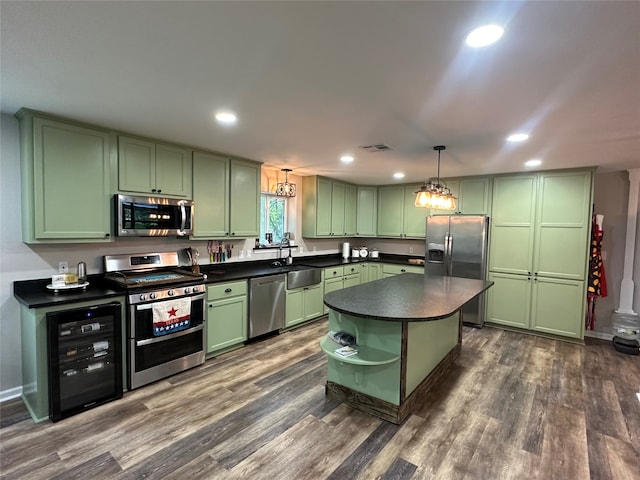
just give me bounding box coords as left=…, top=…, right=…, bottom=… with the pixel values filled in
left=279, top=237, right=292, bottom=264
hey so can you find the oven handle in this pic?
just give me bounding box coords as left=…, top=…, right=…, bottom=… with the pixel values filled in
left=135, top=324, right=204, bottom=347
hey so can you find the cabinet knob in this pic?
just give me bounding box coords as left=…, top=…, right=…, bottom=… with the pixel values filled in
left=157, top=189, right=162, bottom=193
left=225, top=288, right=232, bottom=293
left=231, top=232, right=235, bottom=236
left=151, top=188, right=157, bottom=193
left=105, top=233, right=110, bottom=237
left=401, top=269, right=406, bottom=272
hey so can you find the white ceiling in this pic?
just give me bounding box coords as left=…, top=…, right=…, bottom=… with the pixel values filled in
left=1, top=1, right=639, bottom=185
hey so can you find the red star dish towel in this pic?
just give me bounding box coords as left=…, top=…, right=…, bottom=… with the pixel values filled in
left=152, top=297, right=191, bottom=336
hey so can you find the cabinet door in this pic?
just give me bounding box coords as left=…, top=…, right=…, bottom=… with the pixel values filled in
left=534, top=171, right=592, bottom=280
left=404, top=184, right=429, bottom=238
left=32, top=118, right=113, bottom=241
left=344, top=184, right=357, bottom=236
left=207, top=296, right=247, bottom=353
left=489, top=175, right=537, bottom=275
left=377, top=186, right=404, bottom=237
left=155, top=143, right=192, bottom=197
left=118, top=136, right=156, bottom=193
left=330, top=181, right=346, bottom=236
left=356, top=186, right=377, bottom=236
left=316, top=177, right=333, bottom=236
left=531, top=277, right=584, bottom=339
left=486, top=272, right=531, bottom=329
left=229, top=159, right=260, bottom=237
left=303, top=284, right=324, bottom=321
left=323, top=276, right=344, bottom=313
left=369, top=263, right=382, bottom=281
left=458, top=177, right=491, bottom=214
left=192, top=152, right=229, bottom=238
left=343, top=273, right=360, bottom=289
left=285, top=289, right=305, bottom=327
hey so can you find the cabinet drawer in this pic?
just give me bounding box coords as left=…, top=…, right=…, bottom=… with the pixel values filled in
left=382, top=264, right=424, bottom=275
left=324, top=266, right=345, bottom=279
left=344, top=265, right=360, bottom=276
left=207, top=280, right=247, bottom=301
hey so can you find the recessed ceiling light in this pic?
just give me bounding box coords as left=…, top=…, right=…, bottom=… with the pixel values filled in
left=506, top=133, right=529, bottom=142
left=215, top=110, right=237, bottom=125
left=465, top=25, right=504, bottom=48
left=393, top=172, right=405, bottom=179
left=340, top=155, right=354, bottom=164
left=525, top=159, right=542, bottom=167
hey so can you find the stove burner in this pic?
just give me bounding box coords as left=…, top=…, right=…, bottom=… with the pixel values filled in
left=129, top=273, right=185, bottom=284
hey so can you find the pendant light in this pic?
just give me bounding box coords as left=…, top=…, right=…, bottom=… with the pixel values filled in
left=276, top=168, right=296, bottom=197
left=414, top=145, right=456, bottom=210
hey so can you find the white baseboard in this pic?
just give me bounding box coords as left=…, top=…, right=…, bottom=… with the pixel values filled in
left=584, top=330, right=614, bottom=341
left=0, top=386, right=23, bottom=403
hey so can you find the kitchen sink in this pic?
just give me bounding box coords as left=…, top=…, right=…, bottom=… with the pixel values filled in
left=286, top=267, right=322, bottom=289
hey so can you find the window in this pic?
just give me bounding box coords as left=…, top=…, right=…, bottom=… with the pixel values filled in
left=259, top=194, right=287, bottom=246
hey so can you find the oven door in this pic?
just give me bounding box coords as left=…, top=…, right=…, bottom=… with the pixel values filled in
left=128, top=292, right=205, bottom=389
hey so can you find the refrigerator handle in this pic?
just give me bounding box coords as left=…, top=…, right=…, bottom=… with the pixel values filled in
left=445, top=233, right=452, bottom=276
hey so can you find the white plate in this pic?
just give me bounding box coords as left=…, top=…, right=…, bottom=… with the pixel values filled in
left=47, top=282, right=90, bottom=292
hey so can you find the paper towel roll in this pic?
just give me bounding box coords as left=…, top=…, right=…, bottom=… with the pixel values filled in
left=342, top=242, right=350, bottom=259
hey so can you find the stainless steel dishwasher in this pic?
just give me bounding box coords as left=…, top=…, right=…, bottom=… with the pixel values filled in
left=249, top=274, right=286, bottom=339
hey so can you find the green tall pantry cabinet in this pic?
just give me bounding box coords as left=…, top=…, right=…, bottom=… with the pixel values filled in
left=17, top=110, right=115, bottom=243
left=487, top=169, right=593, bottom=339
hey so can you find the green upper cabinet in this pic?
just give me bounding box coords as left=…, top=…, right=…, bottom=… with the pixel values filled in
left=457, top=177, right=492, bottom=214
left=534, top=170, right=593, bottom=280
left=489, top=174, right=538, bottom=275
left=191, top=153, right=260, bottom=239
left=192, top=151, right=229, bottom=238
left=377, top=184, right=427, bottom=238
left=302, top=176, right=356, bottom=237
left=118, top=135, right=192, bottom=198
left=356, top=186, right=377, bottom=236
left=229, top=159, right=261, bottom=237
left=17, top=110, right=115, bottom=243
left=344, top=184, right=357, bottom=236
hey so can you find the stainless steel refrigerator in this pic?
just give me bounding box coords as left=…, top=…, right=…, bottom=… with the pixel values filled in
left=425, top=214, right=490, bottom=327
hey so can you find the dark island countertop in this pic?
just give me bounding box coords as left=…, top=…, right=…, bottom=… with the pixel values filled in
left=324, top=273, right=493, bottom=322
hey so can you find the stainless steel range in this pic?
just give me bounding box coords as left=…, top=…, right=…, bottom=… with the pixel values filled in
left=104, top=252, right=205, bottom=390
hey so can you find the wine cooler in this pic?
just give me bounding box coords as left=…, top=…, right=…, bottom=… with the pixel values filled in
left=46, top=302, right=123, bottom=422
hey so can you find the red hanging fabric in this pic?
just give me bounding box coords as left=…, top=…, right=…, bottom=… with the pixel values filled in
left=586, top=214, right=607, bottom=330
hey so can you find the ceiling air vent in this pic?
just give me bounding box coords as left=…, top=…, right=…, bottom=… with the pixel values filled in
left=360, top=144, right=393, bottom=153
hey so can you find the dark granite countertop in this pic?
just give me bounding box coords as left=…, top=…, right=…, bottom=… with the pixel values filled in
left=324, top=274, right=493, bottom=322
left=14, top=254, right=426, bottom=309
left=13, top=275, right=125, bottom=309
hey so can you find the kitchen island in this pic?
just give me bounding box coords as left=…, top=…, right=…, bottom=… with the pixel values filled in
left=321, top=273, right=493, bottom=424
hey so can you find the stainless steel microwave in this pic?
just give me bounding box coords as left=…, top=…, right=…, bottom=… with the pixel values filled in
left=115, top=194, right=194, bottom=237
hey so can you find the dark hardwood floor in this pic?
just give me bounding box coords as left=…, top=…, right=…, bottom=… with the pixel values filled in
left=1, top=319, right=639, bottom=479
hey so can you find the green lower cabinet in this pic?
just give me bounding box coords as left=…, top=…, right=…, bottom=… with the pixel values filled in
left=359, top=262, right=383, bottom=283
left=486, top=272, right=531, bottom=329
left=382, top=263, right=424, bottom=278
left=531, top=277, right=585, bottom=339
left=487, top=272, right=585, bottom=339
left=323, top=276, right=345, bottom=314
left=206, top=281, right=247, bottom=354
left=344, top=272, right=360, bottom=289
left=285, top=284, right=324, bottom=328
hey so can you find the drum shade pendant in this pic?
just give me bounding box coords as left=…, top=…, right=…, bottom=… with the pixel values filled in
left=276, top=168, right=296, bottom=197
left=414, top=145, right=456, bottom=210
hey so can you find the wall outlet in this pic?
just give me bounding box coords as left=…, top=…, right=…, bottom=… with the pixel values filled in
left=58, top=261, right=69, bottom=273
left=408, top=247, right=414, bottom=254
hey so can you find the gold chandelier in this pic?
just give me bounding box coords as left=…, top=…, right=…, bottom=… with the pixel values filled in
left=414, top=145, right=456, bottom=210
left=276, top=168, right=296, bottom=197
